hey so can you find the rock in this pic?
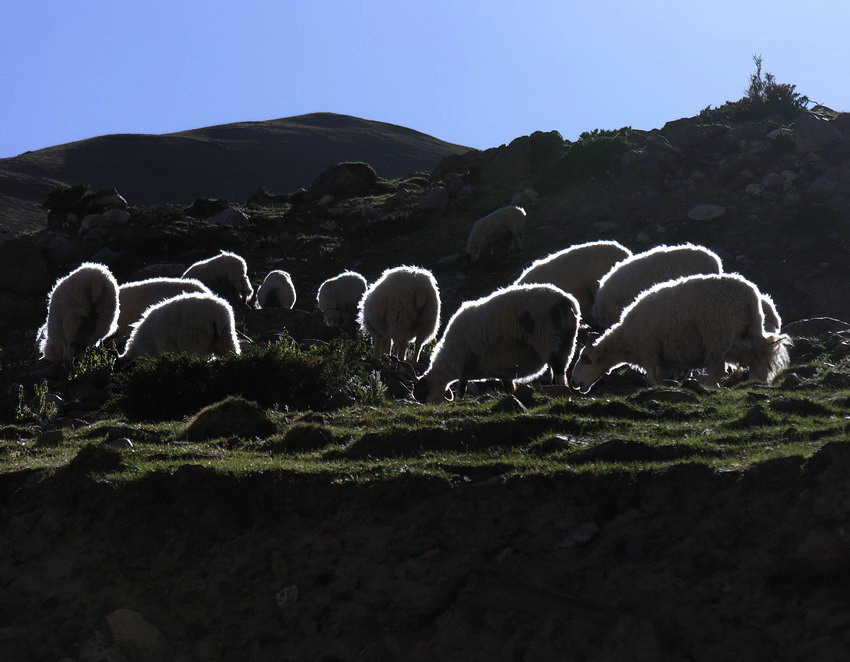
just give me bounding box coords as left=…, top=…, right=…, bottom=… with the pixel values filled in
left=523, top=187, right=540, bottom=201
left=745, top=183, right=765, bottom=197
left=492, top=395, right=527, bottom=414
left=767, top=127, right=794, bottom=141
left=308, top=162, right=379, bottom=199
left=561, top=522, right=600, bottom=547
left=529, top=130, right=566, bottom=171
left=761, top=172, right=784, bottom=189
left=207, top=208, right=250, bottom=227
left=794, top=111, right=842, bottom=153
left=246, top=186, right=289, bottom=206
left=317, top=194, right=334, bottom=207
left=783, top=317, right=850, bottom=337
left=103, top=437, right=134, bottom=451
left=436, top=253, right=463, bottom=266
left=35, top=429, right=63, bottom=448
left=416, top=186, right=450, bottom=211
left=106, top=608, right=170, bottom=662
left=687, top=204, right=725, bottom=221
left=636, top=232, right=650, bottom=243
left=621, top=148, right=666, bottom=184
left=45, top=234, right=83, bottom=265
left=480, top=136, right=533, bottom=186
left=183, top=197, right=230, bottom=219
left=0, top=236, right=50, bottom=295
left=659, top=118, right=708, bottom=150
left=90, top=247, right=122, bottom=264
left=89, top=188, right=128, bottom=211
left=513, top=383, right=534, bottom=407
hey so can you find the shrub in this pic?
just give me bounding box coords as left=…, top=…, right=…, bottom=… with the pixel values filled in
left=110, top=337, right=384, bottom=421
left=536, top=127, right=638, bottom=193
left=41, top=184, right=95, bottom=217
left=699, top=55, right=809, bottom=124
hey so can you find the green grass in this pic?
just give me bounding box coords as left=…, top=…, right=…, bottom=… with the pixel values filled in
left=3, top=358, right=849, bottom=486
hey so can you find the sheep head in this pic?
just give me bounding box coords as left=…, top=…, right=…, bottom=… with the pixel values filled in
left=570, top=332, right=608, bottom=394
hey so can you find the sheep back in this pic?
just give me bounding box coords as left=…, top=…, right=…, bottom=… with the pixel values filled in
left=182, top=251, right=253, bottom=304
left=316, top=271, right=368, bottom=327
left=38, top=262, right=120, bottom=365
left=516, top=240, right=632, bottom=320
left=116, top=277, right=212, bottom=337
left=466, top=206, right=526, bottom=262
left=257, top=270, right=297, bottom=309
left=121, top=292, right=241, bottom=360
left=592, top=243, right=723, bottom=329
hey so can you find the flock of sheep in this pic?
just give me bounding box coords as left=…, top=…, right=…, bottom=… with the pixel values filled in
left=35, top=204, right=791, bottom=405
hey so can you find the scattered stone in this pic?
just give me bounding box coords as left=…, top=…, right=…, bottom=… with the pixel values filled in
left=436, top=252, right=463, bottom=266
left=559, top=522, right=601, bottom=547
left=761, top=172, right=784, bottom=189
left=745, top=183, right=765, bottom=197
left=106, top=608, right=170, bottom=662
left=687, top=204, right=725, bottom=221
left=513, top=383, right=534, bottom=407
left=807, top=178, right=838, bottom=201
left=492, top=395, right=527, bottom=414
left=308, top=162, right=379, bottom=199
left=103, top=437, right=134, bottom=451
left=417, top=186, right=450, bottom=211
left=794, top=111, right=842, bottom=153
left=207, top=208, right=250, bottom=227
left=89, top=188, right=128, bottom=211
left=276, top=585, right=299, bottom=607
left=35, top=429, right=63, bottom=448
left=317, top=194, right=334, bottom=207
left=184, top=197, right=230, bottom=219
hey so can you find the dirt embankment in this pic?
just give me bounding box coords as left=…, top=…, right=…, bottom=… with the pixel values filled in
left=2, top=442, right=850, bottom=661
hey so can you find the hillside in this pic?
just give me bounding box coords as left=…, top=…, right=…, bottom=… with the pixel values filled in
left=2, top=96, right=850, bottom=660
left=0, top=113, right=471, bottom=232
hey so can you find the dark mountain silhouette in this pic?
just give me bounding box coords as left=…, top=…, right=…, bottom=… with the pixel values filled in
left=0, top=113, right=471, bottom=232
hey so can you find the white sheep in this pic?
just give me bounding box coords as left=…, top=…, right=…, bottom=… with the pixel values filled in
left=413, top=284, right=580, bottom=404
left=571, top=273, right=791, bottom=392
left=182, top=251, right=253, bottom=305
left=316, top=271, right=368, bottom=327
left=37, top=262, right=120, bottom=366
left=515, top=240, right=632, bottom=322
left=591, top=243, right=723, bottom=329
left=357, top=266, right=441, bottom=361
left=760, top=293, right=782, bottom=333
left=257, top=270, right=296, bottom=309
left=466, top=206, right=527, bottom=262
left=121, top=292, right=241, bottom=360
left=115, top=277, right=212, bottom=337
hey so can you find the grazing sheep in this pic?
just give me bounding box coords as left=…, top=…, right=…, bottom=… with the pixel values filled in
left=413, top=284, right=580, bottom=404
left=761, top=293, right=782, bottom=333
left=466, top=206, right=526, bottom=262
left=257, top=270, right=296, bottom=309
left=121, top=292, right=241, bottom=360
left=571, top=273, right=791, bottom=392
left=37, top=262, right=120, bottom=366
left=116, top=277, right=212, bottom=337
left=357, top=266, right=441, bottom=362
left=592, top=243, right=723, bottom=329
left=515, top=240, right=632, bottom=321
left=182, top=251, right=253, bottom=305
left=317, top=271, right=368, bottom=327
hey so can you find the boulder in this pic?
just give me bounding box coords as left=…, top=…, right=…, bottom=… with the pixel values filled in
left=246, top=186, right=289, bottom=206
left=183, top=197, right=230, bottom=219
left=105, top=608, right=170, bottom=662
left=207, top=208, right=250, bottom=227
left=308, top=162, right=379, bottom=199
left=794, top=112, right=842, bottom=154
left=415, top=186, right=450, bottom=211
left=687, top=204, right=725, bottom=221
left=529, top=130, right=566, bottom=171
left=659, top=118, right=708, bottom=150
left=480, top=136, right=533, bottom=186
left=89, top=187, right=128, bottom=211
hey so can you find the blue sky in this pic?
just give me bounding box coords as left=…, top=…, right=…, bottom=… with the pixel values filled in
left=2, top=1, right=848, bottom=158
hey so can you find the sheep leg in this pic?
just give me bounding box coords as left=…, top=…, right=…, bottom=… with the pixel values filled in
left=548, top=353, right=568, bottom=386
left=457, top=378, right=468, bottom=400
left=501, top=379, right=515, bottom=394
left=706, top=359, right=726, bottom=387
